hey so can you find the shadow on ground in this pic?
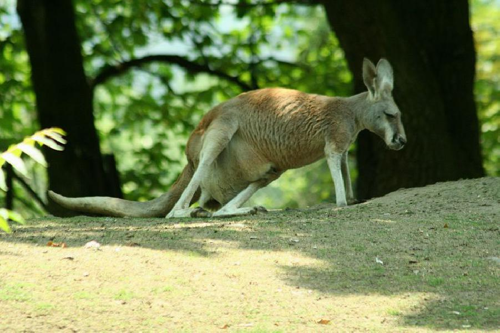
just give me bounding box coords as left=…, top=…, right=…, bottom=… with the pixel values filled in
left=2, top=177, right=499, bottom=330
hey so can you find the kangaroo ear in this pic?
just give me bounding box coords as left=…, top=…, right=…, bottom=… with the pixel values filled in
left=376, top=58, right=394, bottom=92
left=362, top=58, right=377, bottom=98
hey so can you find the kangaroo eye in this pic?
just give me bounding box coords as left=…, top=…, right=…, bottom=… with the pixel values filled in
left=384, top=112, right=396, bottom=118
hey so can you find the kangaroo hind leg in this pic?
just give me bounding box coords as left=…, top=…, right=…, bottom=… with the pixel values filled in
left=212, top=182, right=266, bottom=218
left=167, top=119, right=238, bottom=218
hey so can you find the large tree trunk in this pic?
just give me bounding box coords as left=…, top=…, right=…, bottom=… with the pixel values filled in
left=17, top=0, right=118, bottom=214
left=322, top=0, right=484, bottom=200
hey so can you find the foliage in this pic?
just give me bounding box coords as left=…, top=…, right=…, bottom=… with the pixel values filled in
left=0, top=208, right=23, bottom=234
left=0, top=1, right=37, bottom=139
left=0, top=128, right=66, bottom=232
left=471, top=0, right=500, bottom=176
left=72, top=1, right=350, bottom=203
left=0, top=0, right=498, bottom=215
left=0, top=1, right=42, bottom=217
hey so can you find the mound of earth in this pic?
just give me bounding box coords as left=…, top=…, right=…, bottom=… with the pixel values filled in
left=0, top=177, right=498, bottom=332
left=365, top=177, right=499, bottom=215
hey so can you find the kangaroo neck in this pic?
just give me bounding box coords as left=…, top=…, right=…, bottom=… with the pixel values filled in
left=344, top=91, right=372, bottom=132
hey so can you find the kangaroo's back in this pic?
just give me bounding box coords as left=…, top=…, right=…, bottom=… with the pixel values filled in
left=229, top=88, right=339, bottom=168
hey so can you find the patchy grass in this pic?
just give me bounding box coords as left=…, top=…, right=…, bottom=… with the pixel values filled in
left=0, top=282, right=34, bottom=302
left=0, top=177, right=499, bottom=332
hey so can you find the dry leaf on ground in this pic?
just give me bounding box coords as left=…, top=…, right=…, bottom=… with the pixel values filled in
left=47, top=241, right=66, bottom=248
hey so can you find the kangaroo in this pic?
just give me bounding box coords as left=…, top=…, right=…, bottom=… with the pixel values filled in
left=49, top=58, right=406, bottom=218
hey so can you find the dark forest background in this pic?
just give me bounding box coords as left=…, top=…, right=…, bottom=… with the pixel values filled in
left=0, top=0, right=498, bottom=217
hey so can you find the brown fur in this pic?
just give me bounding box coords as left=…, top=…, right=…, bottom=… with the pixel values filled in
left=49, top=58, right=406, bottom=218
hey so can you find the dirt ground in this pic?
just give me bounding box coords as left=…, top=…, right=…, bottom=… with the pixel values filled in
left=1, top=177, right=499, bottom=332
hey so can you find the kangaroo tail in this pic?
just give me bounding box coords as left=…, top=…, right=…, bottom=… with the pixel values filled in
left=48, top=164, right=195, bottom=217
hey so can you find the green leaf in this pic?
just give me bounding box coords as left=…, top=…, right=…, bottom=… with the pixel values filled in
left=17, top=142, right=47, bottom=166
left=45, top=127, right=67, bottom=136
left=7, top=210, right=25, bottom=225
left=42, top=130, right=67, bottom=145
left=0, top=209, right=11, bottom=233
left=0, top=209, right=25, bottom=233
left=32, top=134, right=64, bottom=151
left=0, top=215, right=11, bottom=233
left=0, top=167, right=6, bottom=191
left=9, top=146, right=23, bottom=158
left=1, top=151, right=28, bottom=177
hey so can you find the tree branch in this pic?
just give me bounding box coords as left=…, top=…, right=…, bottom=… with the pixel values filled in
left=188, top=0, right=319, bottom=7
left=261, top=56, right=305, bottom=68
left=91, top=54, right=254, bottom=91
left=11, top=171, right=49, bottom=212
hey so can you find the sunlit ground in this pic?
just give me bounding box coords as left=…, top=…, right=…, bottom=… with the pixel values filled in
left=1, top=177, right=498, bottom=332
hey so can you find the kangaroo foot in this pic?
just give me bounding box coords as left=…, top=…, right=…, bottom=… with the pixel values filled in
left=212, top=206, right=267, bottom=218
left=166, top=207, right=211, bottom=218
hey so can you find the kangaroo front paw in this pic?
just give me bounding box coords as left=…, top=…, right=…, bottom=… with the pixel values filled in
left=190, top=207, right=212, bottom=218
left=254, top=206, right=268, bottom=213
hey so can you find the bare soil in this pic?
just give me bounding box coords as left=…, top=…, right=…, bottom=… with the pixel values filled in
left=1, top=177, right=499, bottom=332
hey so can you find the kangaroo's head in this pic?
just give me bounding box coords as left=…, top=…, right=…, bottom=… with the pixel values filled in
left=362, top=58, right=406, bottom=150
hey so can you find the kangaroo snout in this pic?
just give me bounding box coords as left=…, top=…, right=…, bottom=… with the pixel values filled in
left=391, top=134, right=406, bottom=150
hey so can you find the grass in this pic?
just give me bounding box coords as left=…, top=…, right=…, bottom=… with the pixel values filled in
left=0, top=177, right=499, bottom=332
left=73, top=291, right=95, bottom=300
left=0, top=282, right=33, bottom=302
left=427, top=277, right=445, bottom=287
left=114, top=290, right=135, bottom=301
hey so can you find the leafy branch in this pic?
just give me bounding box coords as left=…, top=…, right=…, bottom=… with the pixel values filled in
left=188, top=0, right=319, bottom=7
left=11, top=171, right=49, bottom=212
left=0, top=128, right=66, bottom=232
left=91, top=54, right=255, bottom=91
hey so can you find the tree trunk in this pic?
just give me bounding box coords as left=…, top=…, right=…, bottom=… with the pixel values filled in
left=17, top=0, right=117, bottom=214
left=322, top=0, right=484, bottom=200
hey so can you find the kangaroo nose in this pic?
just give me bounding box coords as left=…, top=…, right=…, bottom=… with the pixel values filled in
left=393, top=134, right=406, bottom=146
